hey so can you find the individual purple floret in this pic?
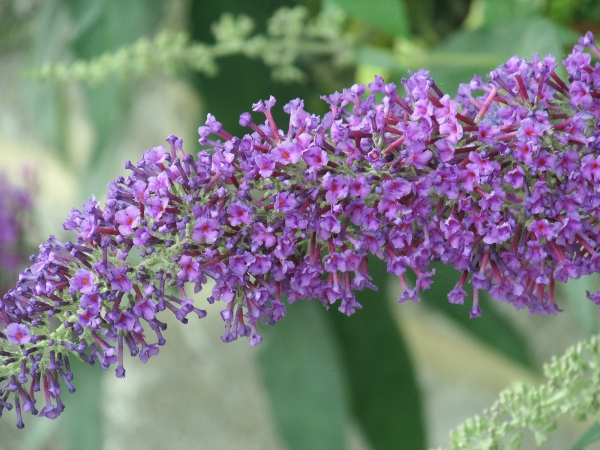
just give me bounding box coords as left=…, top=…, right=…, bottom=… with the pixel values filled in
left=3, top=33, right=600, bottom=428
left=6, top=323, right=31, bottom=345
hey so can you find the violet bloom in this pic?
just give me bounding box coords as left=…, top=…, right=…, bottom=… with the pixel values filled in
left=114, top=205, right=140, bottom=236
left=78, top=305, right=101, bottom=329
left=322, top=173, right=348, bottom=204
left=227, top=201, right=252, bottom=226
left=6, top=323, right=31, bottom=345
left=106, top=266, right=133, bottom=292
left=303, top=146, right=328, bottom=170
left=145, top=196, right=168, bottom=220
left=134, top=298, right=157, bottom=321
left=273, top=141, right=302, bottom=165
left=274, top=192, right=298, bottom=212
left=348, top=174, right=371, bottom=199
left=177, top=255, right=200, bottom=282
left=192, top=217, right=221, bottom=243
left=70, top=269, right=96, bottom=294
left=111, top=311, right=135, bottom=331
left=255, top=154, right=275, bottom=177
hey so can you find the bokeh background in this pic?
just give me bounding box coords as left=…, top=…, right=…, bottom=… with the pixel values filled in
left=1, top=0, right=600, bottom=448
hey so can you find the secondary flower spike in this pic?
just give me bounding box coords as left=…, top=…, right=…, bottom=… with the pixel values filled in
left=3, top=34, right=600, bottom=427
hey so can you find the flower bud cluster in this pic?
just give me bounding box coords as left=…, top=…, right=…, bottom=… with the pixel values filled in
left=3, top=33, right=600, bottom=427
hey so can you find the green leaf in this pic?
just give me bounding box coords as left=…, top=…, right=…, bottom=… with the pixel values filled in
left=477, top=0, right=541, bottom=25
left=257, top=301, right=349, bottom=450
left=562, top=276, right=600, bottom=338
left=327, top=0, right=409, bottom=37
left=82, top=82, right=131, bottom=174
left=326, top=257, right=426, bottom=450
left=60, top=358, right=105, bottom=450
left=403, top=0, right=472, bottom=42
left=395, top=18, right=575, bottom=95
left=66, top=0, right=163, bottom=56
left=66, top=0, right=163, bottom=171
left=412, top=262, right=535, bottom=372
left=355, top=44, right=403, bottom=72
left=571, top=421, right=600, bottom=450
left=355, top=18, right=576, bottom=97
left=24, top=0, right=72, bottom=164
left=437, top=17, right=567, bottom=63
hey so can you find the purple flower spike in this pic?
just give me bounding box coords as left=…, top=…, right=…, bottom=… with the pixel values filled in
left=4, top=32, right=600, bottom=429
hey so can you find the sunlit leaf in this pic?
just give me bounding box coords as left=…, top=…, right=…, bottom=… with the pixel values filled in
left=327, top=0, right=409, bottom=37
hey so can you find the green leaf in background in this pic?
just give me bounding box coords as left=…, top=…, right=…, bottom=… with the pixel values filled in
left=561, top=276, right=600, bottom=338
left=355, top=44, right=404, bottom=72
left=258, top=301, right=350, bottom=450
left=412, top=262, right=535, bottom=372
left=326, top=257, right=426, bottom=450
left=571, top=421, right=600, bottom=450
left=24, top=0, right=72, bottom=164
left=26, top=0, right=163, bottom=172
left=60, top=358, right=105, bottom=450
left=326, top=0, right=409, bottom=37
left=546, top=0, right=600, bottom=24
left=65, top=0, right=163, bottom=174
left=403, top=0, right=473, bottom=42
left=65, top=0, right=162, bottom=57
left=354, top=17, right=575, bottom=98
left=474, top=0, right=541, bottom=25
left=437, top=17, right=567, bottom=64
left=391, top=17, right=575, bottom=96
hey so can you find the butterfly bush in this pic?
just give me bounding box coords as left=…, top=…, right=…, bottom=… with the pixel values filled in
left=2, top=33, right=600, bottom=428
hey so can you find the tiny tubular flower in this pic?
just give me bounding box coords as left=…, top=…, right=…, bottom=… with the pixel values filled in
left=6, top=323, right=31, bottom=345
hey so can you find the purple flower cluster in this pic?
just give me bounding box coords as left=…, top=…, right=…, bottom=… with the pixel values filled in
left=3, top=33, right=600, bottom=427
left=0, top=173, right=34, bottom=287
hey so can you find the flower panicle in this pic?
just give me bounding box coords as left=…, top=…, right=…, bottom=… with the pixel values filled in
left=3, top=33, right=600, bottom=427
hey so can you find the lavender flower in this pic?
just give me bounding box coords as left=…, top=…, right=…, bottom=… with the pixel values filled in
left=0, top=173, right=34, bottom=288
left=6, top=324, right=31, bottom=345
left=69, top=269, right=96, bottom=294
left=3, top=34, right=600, bottom=428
